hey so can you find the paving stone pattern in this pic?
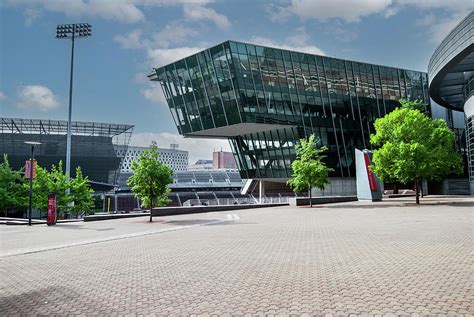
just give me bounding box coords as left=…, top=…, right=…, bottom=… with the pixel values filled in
left=1, top=201, right=473, bottom=315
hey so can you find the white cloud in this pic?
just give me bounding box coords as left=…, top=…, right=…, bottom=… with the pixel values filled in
left=416, top=13, right=437, bottom=27
left=417, top=11, right=470, bottom=44
left=395, top=0, right=472, bottom=11
left=24, top=7, right=42, bottom=26
left=268, top=0, right=392, bottom=23
left=141, top=83, right=167, bottom=104
left=114, top=29, right=148, bottom=49
left=147, top=46, right=203, bottom=67
left=17, top=85, right=59, bottom=112
left=331, top=26, right=359, bottom=43
left=114, top=23, right=198, bottom=51
left=251, top=35, right=326, bottom=56
left=114, top=22, right=204, bottom=107
left=7, top=0, right=230, bottom=27
left=152, top=22, right=198, bottom=48
left=268, top=0, right=473, bottom=23
left=0, top=91, right=6, bottom=101
left=183, top=4, right=230, bottom=29
left=6, top=0, right=145, bottom=24
left=130, top=132, right=230, bottom=163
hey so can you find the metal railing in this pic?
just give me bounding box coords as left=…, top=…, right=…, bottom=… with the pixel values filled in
left=182, top=196, right=289, bottom=207
left=464, top=76, right=474, bottom=101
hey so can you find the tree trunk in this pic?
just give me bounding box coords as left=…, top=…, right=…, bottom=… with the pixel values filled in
left=415, top=180, right=420, bottom=205
left=149, top=198, right=153, bottom=222
left=393, top=183, right=399, bottom=194
left=309, top=186, right=312, bottom=208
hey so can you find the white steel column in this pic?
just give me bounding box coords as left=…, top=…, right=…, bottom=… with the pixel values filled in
left=259, top=180, right=265, bottom=204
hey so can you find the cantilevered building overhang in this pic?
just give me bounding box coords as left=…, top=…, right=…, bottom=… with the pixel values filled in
left=149, top=40, right=429, bottom=180
left=428, top=11, right=474, bottom=194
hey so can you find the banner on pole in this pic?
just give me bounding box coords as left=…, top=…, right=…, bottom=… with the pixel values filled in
left=25, top=160, right=37, bottom=179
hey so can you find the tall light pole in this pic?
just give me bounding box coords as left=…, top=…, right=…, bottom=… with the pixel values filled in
left=56, top=23, right=92, bottom=181
left=25, top=141, right=41, bottom=226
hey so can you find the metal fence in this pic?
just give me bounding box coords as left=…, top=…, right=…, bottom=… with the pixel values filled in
left=182, top=196, right=289, bottom=207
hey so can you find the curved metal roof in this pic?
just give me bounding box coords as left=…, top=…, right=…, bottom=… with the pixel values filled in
left=428, top=11, right=474, bottom=111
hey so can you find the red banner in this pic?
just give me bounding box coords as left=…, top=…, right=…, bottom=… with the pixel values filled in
left=47, top=193, right=57, bottom=225
left=25, top=160, right=37, bottom=179
left=364, top=153, right=378, bottom=192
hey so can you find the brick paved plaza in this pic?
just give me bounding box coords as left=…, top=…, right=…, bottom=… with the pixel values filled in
left=1, top=196, right=473, bottom=315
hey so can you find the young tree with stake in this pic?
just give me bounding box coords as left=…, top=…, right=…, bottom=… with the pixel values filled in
left=288, top=134, right=333, bottom=207
left=128, top=142, right=173, bottom=222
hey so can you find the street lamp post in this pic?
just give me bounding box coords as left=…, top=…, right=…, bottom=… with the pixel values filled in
left=56, top=23, right=92, bottom=182
left=25, top=141, right=42, bottom=226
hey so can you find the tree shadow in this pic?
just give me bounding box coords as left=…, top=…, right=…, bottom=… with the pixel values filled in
left=163, top=219, right=221, bottom=226
left=320, top=200, right=474, bottom=209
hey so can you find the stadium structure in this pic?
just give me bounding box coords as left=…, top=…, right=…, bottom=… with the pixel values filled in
left=0, top=117, right=133, bottom=190
left=109, top=169, right=256, bottom=211
left=148, top=40, right=431, bottom=195
left=428, top=11, right=473, bottom=195
left=117, top=145, right=189, bottom=173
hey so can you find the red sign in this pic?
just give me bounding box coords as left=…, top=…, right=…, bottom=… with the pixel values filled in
left=24, top=160, right=37, bottom=179
left=364, top=153, right=378, bottom=192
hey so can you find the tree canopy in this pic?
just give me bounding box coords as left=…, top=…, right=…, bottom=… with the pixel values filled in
left=370, top=99, right=462, bottom=204
left=127, top=142, right=173, bottom=222
left=24, top=161, right=94, bottom=217
left=69, top=167, right=94, bottom=217
left=287, top=134, right=333, bottom=207
left=0, top=154, right=28, bottom=216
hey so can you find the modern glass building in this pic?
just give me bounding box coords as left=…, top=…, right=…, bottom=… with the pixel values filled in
left=149, top=40, right=429, bottom=187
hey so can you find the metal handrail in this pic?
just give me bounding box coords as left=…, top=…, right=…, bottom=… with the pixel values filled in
left=182, top=196, right=289, bottom=207
left=464, top=76, right=474, bottom=100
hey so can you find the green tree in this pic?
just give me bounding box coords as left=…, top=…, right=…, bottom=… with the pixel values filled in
left=26, top=161, right=71, bottom=217
left=49, top=161, right=71, bottom=215
left=69, top=166, right=94, bottom=218
left=127, top=142, right=173, bottom=222
left=287, top=134, right=334, bottom=207
left=27, top=164, right=52, bottom=213
left=0, top=154, right=28, bottom=216
left=370, top=99, right=462, bottom=204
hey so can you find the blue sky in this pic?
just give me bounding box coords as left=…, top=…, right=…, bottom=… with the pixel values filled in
left=0, top=0, right=472, bottom=161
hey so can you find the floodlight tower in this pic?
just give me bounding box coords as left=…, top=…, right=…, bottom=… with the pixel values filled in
left=56, top=23, right=92, bottom=181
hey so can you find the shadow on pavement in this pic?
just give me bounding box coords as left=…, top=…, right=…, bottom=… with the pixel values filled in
left=321, top=200, right=474, bottom=209
left=204, top=221, right=255, bottom=226
left=50, top=225, right=116, bottom=231
left=163, top=219, right=221, bottom=226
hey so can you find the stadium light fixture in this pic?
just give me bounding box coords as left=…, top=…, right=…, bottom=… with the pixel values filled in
left=56, top=23, right=92, bottom=183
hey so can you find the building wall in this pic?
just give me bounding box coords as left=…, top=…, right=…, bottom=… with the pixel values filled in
left=118, top=145, right=188, bottom=173
left=188, top=160, right=213, bottom=171
left=1, top=133, right=121, bottom=184
left=310, top=177, right=357, bottom=197
left=213, top=151, right=237, bottom=169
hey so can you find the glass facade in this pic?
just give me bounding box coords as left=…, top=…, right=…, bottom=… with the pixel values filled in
left=152, top=41, right=429, bottom=180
